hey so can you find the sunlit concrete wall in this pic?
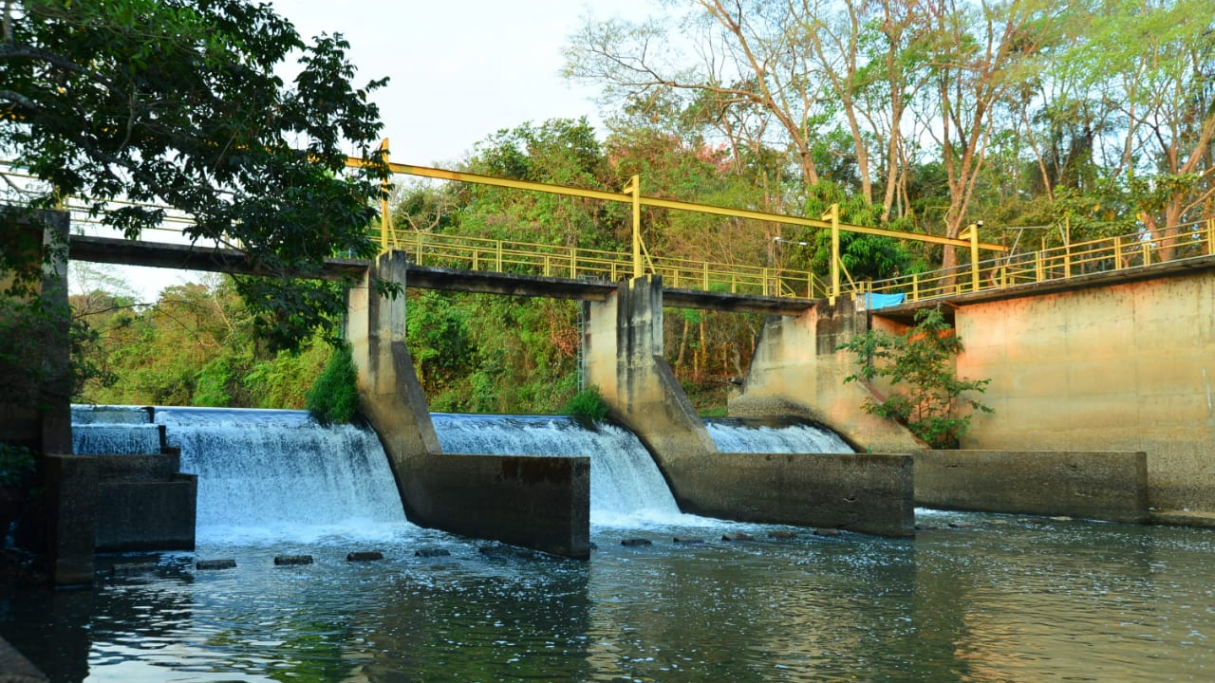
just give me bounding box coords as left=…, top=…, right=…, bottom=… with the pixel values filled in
left=349, top=252, right=591, bottom=558
left=730, top=297, right=923, bottom=453
left=953, top=274, right=1215, bottom=512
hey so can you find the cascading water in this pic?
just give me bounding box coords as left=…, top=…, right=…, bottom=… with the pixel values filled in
left=154, top=407, right=409, bottom=544
left=432, top=413, right=683, bottom=526
left=706, top=417, right=854, bottom=453
left=72, top=405, right=163, bottom=455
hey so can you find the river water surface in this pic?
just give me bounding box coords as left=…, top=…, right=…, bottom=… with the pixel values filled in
left=4, top=408, right=1212, bottom=682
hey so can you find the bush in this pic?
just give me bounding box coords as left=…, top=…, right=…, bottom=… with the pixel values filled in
left=0, top=443, right=37, bottom=489
left=838, top=308, right=992, bottom=448
left=562, top=385, right=610, bottom=422
left=306, top=341, right=360, bottom=425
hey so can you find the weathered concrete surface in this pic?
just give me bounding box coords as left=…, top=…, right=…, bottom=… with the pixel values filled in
left=348, top=251, right=591, bottom=558
left=730, top=298, right=923, bottom=453
left=0, top=636, right=47, bottom=683
left=951, top=272, right=1215, bottom=512
left=43, top=455, right=97, bottom=586
left=584, top=275, right=720, bottom=471
left=586, top=276, right=915, bottom=534
left=915, top=451, right=1149, bottom=523
left=95, top=471, right=197, bottom=552
left=668, top=452, right=915, bottom=537
left=408, top=454, right=590, bottom=558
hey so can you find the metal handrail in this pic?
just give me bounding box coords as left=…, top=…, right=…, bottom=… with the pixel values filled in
left=856, top=219, right=1215, bottom=303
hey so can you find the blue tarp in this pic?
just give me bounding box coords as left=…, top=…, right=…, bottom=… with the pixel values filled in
left=862, top=292, right=906, bottom=310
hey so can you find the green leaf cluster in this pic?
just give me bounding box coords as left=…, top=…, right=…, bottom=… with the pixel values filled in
left=0, top=443, right=37, bottom=489
left=838, top=309, right=993, bottom=449
left=2, top=0, right=395, bottom=353
left=562, top=385, right=610, bottom=422
left=305, top=342, right=359, bottom=425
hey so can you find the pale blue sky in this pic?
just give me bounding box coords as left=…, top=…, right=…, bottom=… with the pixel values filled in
left=273, top=0, right=653, bottom=166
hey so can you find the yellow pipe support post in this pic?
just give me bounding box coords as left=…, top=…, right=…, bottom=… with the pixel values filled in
left=824, top=204, right=840, bottom=304
left=960, top=222, right=981, bottom=292
left=625, top=174, right=642, bottom=279
left=379, top=139, right=391, bottom=254
left=1208, top=219, right=1215, bottom=256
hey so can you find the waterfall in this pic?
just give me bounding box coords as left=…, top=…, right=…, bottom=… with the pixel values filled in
left=706, top=417, right=854, bottom=453
left=155, top=407, right=409, bottom=543
left=432, top=413, right=683, bottom=526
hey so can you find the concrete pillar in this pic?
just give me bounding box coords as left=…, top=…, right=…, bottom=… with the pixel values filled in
left=586, top=276, right=914, bottom=536
left=348, top=252, right=591, bottom=558
left=584, top=274, right=719, bottom=469
left=44, top=455, right=97, bottom=586
left=730, top=298, right=923, bottom=453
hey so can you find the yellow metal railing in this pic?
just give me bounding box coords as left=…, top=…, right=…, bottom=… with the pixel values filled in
left=379, top=229, right=825, bottom=298
left=856, top=218, right=1215, bottom=303
left=347, top=143, right=1007, bottom=303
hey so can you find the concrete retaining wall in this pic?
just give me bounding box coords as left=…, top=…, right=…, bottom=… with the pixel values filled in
left=915, top=450, right=1149, bottom=523
left=406, top=454, right=590, bottom=558
left=952, top=272, right=1215, bottom=512
left=668, top=452, right=915, bottom=536
left=349, top=251, right=591, bottom=558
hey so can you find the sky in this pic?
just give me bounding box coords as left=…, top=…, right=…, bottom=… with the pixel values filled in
left=86, top=0, right=656, bottom=300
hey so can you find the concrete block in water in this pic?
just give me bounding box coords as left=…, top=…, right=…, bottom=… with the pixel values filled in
left=413, top=548, right=450, bottom=558
left=620, top=538, right=652, bottom=547
left=914, top=450, right=1149, bottom=523
left=347, top=551, right=384, bottom=562
left=196, top=559, right=236, bottom=570
left=274, top=555, right=313, bottom=566
left=666, top=452, right=915, bottom=537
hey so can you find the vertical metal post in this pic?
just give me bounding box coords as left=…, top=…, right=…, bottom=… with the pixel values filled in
left=823, top=204, right=840, bottom=304
left=1114, top=236, right=1123, bottom=269
left=625, top=175, right=642, bottom=278
left=379, top=138, right=391, bottom=254
left=1207, top=219, right=1215, bottom=256
left=912, top=273, right=919, bottom=301
left=960, top=222, right=980, bottom=293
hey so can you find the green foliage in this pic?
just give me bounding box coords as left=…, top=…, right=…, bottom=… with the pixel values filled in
left=2, top=0, right=397, bottom=352
left=563, top=385, right=610, bottom=421
left=0, top=443, right=37, bottom=489
left=838, top=309, right=993, bottom=448
left=75, top=275, right=332, bottom=409
left=306, top=342, right=359, bottom=425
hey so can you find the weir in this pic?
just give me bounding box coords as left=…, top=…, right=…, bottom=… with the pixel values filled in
left=583, top=274, right=915, bottom=537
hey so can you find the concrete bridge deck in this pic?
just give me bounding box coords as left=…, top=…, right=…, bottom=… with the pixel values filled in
left=67, top=234, right=814, bottom=315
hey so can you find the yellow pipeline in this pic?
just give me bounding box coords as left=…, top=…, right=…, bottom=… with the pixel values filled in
left=344, top=157, right=1007, bottom=253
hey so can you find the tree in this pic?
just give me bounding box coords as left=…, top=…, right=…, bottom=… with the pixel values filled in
left=838, top=308, right=992, bottom=448
left=1, top=0, right=397, bottom=351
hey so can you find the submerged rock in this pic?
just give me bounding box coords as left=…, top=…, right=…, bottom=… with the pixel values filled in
left=768, top=531, right=798, bottom=539
left=274, top=555, right=314, bottom=566
left=414, top=548, right=451, bottom=558
left=813, top=528, right=841, bottom=538
left=621, top=538, right=653, bottom=547
left=672, top=536, right=705, bottom=544
left=721, top=533, right=754, bottom=542
left=196, top=559, right=236, bottom=571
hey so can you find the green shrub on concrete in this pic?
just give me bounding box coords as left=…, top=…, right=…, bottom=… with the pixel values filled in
left=306, top=342, right=359, bottom=425
left=839, top=308, right=992, bottom=448
left=563, top=385, right=610, bottom=422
